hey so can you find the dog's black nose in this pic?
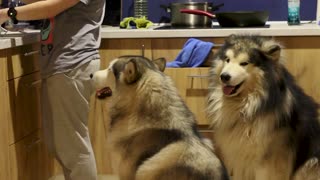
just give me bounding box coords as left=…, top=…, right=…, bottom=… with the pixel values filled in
left=220, top=73, right=231, bottom=83
left=90, top=73, right=93, bottom=79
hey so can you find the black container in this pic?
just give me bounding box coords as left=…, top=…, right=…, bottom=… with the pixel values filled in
left=103, top=0, right=121, bottom=26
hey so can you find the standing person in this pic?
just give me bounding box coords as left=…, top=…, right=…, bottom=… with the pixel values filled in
left=0, top=0, right=105, bottom=179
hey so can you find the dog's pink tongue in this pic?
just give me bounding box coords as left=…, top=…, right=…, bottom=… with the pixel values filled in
left=223, top=86, right=235, bottom=95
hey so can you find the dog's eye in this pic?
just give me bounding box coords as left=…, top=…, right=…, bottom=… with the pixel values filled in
left=240, top=62, right=249, bottom=66
left=225, top=58, right=230, bottom=63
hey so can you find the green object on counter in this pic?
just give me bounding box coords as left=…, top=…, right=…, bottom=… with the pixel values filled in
left=120, top=16, right=153, bottom=29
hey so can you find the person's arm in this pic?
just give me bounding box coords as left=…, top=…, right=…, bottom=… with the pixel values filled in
left=21, top=0, right=45, bottom=5
left=0, top=0, right=80, bottom=25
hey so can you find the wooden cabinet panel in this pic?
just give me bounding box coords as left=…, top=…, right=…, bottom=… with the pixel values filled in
left=165, top=68, right=210, bottom=125
left=9, top=131, right=52, bottom=180
left=88, top=96, right=114, bottom=175
left=8, top=72, right=41, bottom=144
left=0, top=86, right=10, bottom=180
left=6, top=43, right=40, bottom=80
left=276, top=37, right=320, bottom=103
left=0, top=43, right=52, bottom=180
left=0, top=49, right=8, bottom=85
left=99, top=39, right=152, bottom=68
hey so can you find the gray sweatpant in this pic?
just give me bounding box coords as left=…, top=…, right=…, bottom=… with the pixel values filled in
left=41, top=60, right=100, bottom=180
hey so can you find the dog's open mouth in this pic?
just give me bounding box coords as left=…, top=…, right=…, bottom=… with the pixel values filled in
left=223, top=81, right=244, bottom=96
left=96, top=87, right=112, bottom=99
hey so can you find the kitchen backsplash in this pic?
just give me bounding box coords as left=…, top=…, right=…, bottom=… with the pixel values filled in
left=122, top=0, right=317, bottom=23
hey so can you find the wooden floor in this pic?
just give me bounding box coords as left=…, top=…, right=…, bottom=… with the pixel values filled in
left=48, top=174, right=119, bottom=180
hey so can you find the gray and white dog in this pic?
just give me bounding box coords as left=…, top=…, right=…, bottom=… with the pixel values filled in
left=207, top=34, right=320, bottom=180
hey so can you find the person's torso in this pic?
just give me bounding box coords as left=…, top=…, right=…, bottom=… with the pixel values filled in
left=40, top=0, right=105, bottom=77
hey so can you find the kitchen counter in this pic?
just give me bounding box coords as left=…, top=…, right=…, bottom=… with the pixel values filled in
left=1, top=21, right=320, bottom=50
left=101, top=21, right=320, bottom=39
left=0, top=32, right=40, bottom=50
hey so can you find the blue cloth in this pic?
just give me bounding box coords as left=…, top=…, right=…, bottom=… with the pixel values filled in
left=166, top=38, right=214, bottom=68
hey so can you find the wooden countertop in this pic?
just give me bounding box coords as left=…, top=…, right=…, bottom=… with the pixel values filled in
left=0, top=32, right=40, bottom=50
left=101, top=21, right=320, bottom=39
left=1, top=21, right=320, bottom=50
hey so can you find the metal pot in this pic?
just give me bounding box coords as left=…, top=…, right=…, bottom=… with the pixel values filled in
left=180, top=9, right=269, bottom=27
left=160, top=2, right=224, bottom=28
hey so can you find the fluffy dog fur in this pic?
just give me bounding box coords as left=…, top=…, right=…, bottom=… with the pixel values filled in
left=92, top=56, right=228, bottom=180
left=207, top=34, right=320, bottom=180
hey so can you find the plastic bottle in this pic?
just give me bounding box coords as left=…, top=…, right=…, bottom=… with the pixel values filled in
left=134, top=0, right=148, bottom=18
left=317, top=0, right=320, bottom=25
left=287, top=0, right=300, bottom=25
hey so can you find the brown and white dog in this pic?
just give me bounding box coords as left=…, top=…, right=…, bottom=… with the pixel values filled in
left=91, top=56, right=229, bottom=180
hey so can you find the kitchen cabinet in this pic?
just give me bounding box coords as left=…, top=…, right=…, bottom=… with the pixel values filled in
left=165, top=68, right=210, bottom=125
left=91, top=36, right=320, bottom=175
left=99, top=38, right=152, bottom=67
left=0, top=44, right=53, bottom=180
left=9, top=130, right=52, bottom=180
left=8, top=72, right=41, bottom=144
left=276, top=37, right=320, bottom=102
left=0, top=48, right=10, bottom=180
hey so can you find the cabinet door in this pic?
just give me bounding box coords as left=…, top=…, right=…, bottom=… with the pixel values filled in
left=9, top=130, right=53, bottom=180
left=0, top=49, right=8, bottom=85
left=276, top=37, right=320, bottom=103
left=165, top=68, right=210, bottom=125
left=88, top=96, right=115, bottom=174
left=0, top=53, right=9, bottom=179
left=99, top=39, right=152, bottom=68
left=0, top=85, right=10, bottom=180
left=8, top=72, right=41, bottom=144
left=6, top=43, right=40, bottom=80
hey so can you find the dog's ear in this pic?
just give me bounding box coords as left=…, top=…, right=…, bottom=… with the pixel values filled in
left=152, top=57, right=166, bottom=72
left=263, top=40, right=281, bottom=62
left=225, top=34, right=237, bottom=43
left=227, top=34, right=237, bottom=40
left=123, top=58, right=142, bottom=84
left=265, top=45, right=281, bottom=61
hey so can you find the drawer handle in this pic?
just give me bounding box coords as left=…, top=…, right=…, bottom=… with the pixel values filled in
left=187, top=74, right=210, bottom=78
left=26, top=138, right=41, bottom=151
left=187, top=74, right=210, bottom=89
left=23, top=79, right=42, bottom=88
left=24, top=50, right=39, bottom=57
left=141, top=44, right=145, bottom=57
left=30, top=79, right=41, bottom=86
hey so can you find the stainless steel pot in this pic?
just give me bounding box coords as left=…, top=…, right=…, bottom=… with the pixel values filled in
left=180, top=9, right=269, bottom=27
left=161, top=2, right=224, bottom=28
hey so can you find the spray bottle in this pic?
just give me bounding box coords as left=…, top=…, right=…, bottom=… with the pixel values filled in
left=287, top=0, right=300, bottom=25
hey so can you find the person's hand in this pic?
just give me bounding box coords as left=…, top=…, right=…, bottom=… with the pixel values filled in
left=0, top=9, right=10, bottom=27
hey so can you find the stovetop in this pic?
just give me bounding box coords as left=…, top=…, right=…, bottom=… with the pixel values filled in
left=153, top=25, right=270, bottom=30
